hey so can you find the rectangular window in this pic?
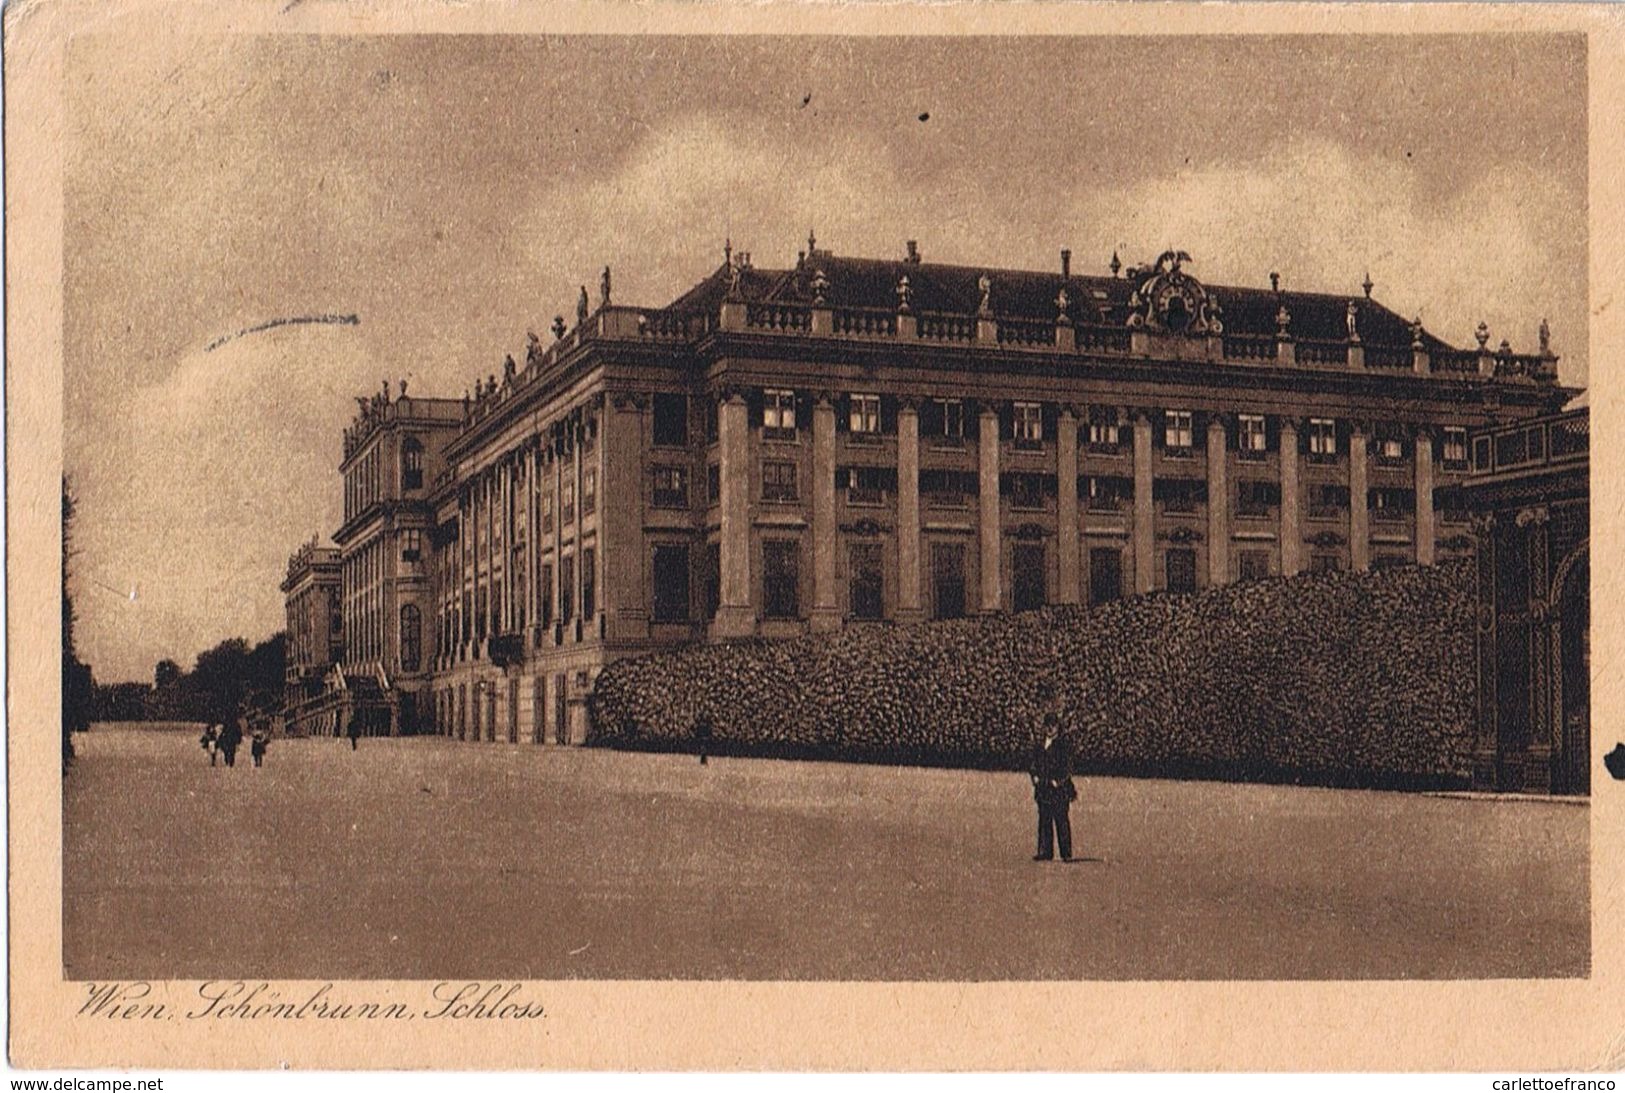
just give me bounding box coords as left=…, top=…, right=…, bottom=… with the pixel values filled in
left=561, top=478, right=576, bottom=524
left=849, top=393, right=882, bottom=436
left=559, top=556, right=575, bottom=623
left=1154, top=477, right=1206, bottom=514
left=763, top=540, right=801, bottom=619
left=1308, top=418, right=1337, bottom=459
left=401, top=528, right=423, bottom=564
left=1012, top=543, right=1046, bottom=613
left=652, top=465, right=689, bottom=509
left=1376, top=431, right=1406, bottom=464
left=652, top=392, right=689, bottom=448
left=763, top=388, right=797, bottom=439
left=1013, top=401, right=1044, bottom=449
left=762, top=460, right=799, bottom=502
left=1372, top=553, right=1410, bottom=571
left=920, top=468, right=976, bottom=509
left=1082, top=475, right=1133, bottom=513
left=651, top=544, right=691, bottom=623
left=1238, top=550, right=1271, bottom=582
left=582, top=468, right=597, bottom=517
left=1087, top=407, right=1120, bottom=449
left=1164, top=410, right=1194, bottom=452
left=402, top=438, right=425, bottom=491
left=1235, top=480, right=1280, bottom=518
left=1006, top=472, right=1050, bottom=511
left=932, top=542, right=967, bottom=621
left=1165, top=548, right=1197, bottom=594
left=1369, top=487, right=1416, bottom=522
left=541, top=490, right=554, bottom=534
left=843, top=465, right=895, bottom=506
left=704, top=542, right=721, bottom=621
left=1442, top=427, right=1469, bottom=468
left=581, top=547, right=596, bottom=619
left=707, top=462, right=721, bottom=507
left=1434, top=486, right=1471, bottom=525
left=849, top=543, right=884, bottom=620
left=1238, top=414, right=1267, bottom=459
left=1308, top=483, right=1351, bottom=519
left=706, top=398, right=720, bottom=445
left=540, top=563, right=553, bottom=626
left=936, top=398, right=965, bottom=441
left=1311, top=553, right=1342, bottom=574
left=1089, top=548, right=1122, bottom=605
left=1474, top=435, right=1493, bottom=472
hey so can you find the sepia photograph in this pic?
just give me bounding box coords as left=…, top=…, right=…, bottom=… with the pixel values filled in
left=11, top=0, right=1625, bottom=1073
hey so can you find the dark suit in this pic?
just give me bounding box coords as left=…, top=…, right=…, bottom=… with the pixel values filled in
left=1030, top=733, right=1076, bottom=860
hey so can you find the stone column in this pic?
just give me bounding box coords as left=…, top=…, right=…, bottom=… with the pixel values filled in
left=1132, top=411, right=1155, bottom=593
left=528, top=442, right=541, bottom=637
left=552, top=432, right=565, bottom=631
left=897, top=399, right=924, bottom=621
left=499, top=458, right=512, bottom=634
left=603, top=394, right=649, bottom=641
left=713, top=390, right=755, bottom=638
left=978, top=404, right=1002, bottom=612
left=810, top=393, right=840, bottom=632
left=1349, top=422, right=1370, bottom=572
left=1279, top=419, right=1302, bottom=577
left=573, top=415, right=587, bottom=635
left=1414, top=427, right=1436, bottom=566
left=1056, top=406, right=1082, bottom=603
left=1206, top=417, right=1229, bottom=586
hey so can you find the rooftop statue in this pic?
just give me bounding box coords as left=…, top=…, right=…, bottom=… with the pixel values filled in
left=577, top=286, right=590, bottom=325
left=978, top=274, right=992, bottom=316
left=1539, top=317, right=1552, bottom=356
left=601, top=266, right=613, bottom=306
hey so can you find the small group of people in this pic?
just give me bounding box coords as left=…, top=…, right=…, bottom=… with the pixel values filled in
left=200, top=713, right=271, bottom=769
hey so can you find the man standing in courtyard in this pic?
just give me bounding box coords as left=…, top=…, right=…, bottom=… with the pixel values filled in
left=1029, top=714, right=1076, bottom=862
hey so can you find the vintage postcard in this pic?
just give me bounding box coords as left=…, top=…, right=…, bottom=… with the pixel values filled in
left=9, top=0, right=1625, bottom=1073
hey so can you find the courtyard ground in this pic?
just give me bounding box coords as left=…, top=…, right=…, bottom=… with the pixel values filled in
left=62, top=728, right=1587, bottom=980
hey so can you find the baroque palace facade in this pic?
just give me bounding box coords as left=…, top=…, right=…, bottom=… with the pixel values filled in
left=283, top=236, right=1573, bottom=744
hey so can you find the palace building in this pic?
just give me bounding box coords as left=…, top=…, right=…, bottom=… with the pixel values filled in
left=284, top=236, right=1575, bottom=745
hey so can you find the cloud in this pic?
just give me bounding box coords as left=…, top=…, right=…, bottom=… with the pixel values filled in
left=521, top=119, right=1582, bottom=370
left=74, top=323, right=385, bottom=680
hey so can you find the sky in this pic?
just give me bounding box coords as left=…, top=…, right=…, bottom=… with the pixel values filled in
left=64, top=33, right=1588, bottom=684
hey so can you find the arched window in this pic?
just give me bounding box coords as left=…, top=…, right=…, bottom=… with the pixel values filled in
left=402, top=437, right=425, bottom=491
left=399, top=603, right=422, bottom=673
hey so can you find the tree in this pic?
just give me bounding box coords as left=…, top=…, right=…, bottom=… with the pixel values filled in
left=62, top=478, right=95, bottom=770
left=154, top=659, right=181, bottom=690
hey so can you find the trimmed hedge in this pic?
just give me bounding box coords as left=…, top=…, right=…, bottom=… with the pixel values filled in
left=587, top=560, right=1477, bottom=789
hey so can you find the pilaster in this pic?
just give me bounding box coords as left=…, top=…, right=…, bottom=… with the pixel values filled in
left=1415, top=427, right=1436, bottom=566
left=897, top=400, right=924, bottom=621
left=810, top=394, right=840, bottom=632
left=1349, top=423, right=1370, bottom=572
left=1056, top=406, right=1082, bottom=603
left=1279, top=420, right=1302, bottom=577
left=713, top=391, right=755, bottom=638
left=1132, top=411, right=1155, bottom=593
left=1206, top=418, right=1228, bottom=586
left=978, top=406, right=1002, bottom=612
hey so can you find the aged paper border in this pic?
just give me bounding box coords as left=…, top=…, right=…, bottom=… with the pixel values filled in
left=9, top=0, right=1624, bottom=1071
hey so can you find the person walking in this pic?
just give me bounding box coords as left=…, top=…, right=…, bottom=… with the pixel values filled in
left=347, top=712, right=362, bottom=751
left=250, top=726, right=269, bottom=768
left=200, top=724, right=219, bottom=766
left=693, top=715, right=713, bottom=766
left=1029, top=714, right=1077, bottom=862
left=218, top=716, right=243, bottom=769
